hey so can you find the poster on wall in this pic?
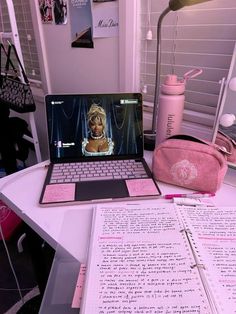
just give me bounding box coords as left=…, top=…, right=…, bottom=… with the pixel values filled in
left=38, top=0, right=68, bottom=24
left=69, top=0, right=94, bottom=48
left=38, top=0, right=53, bottom=23
left=54, top=0, right=68, bottom=24
left=92, top=5, right=118, bottom=38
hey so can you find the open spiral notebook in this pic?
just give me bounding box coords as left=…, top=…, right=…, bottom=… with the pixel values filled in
left=80, top=202, right=236, bottom=314
left=39, top=93, right=161, bottom=206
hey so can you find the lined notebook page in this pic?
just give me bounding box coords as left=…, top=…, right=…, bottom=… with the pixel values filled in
left=80, top=203, right=213, bottom=314
left=177, top=205, right=236, bottom=313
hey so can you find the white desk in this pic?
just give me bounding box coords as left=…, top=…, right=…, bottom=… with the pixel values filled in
left=0, top=153, right=235, bottom=313
left=0, top=151, right=235, bottom=263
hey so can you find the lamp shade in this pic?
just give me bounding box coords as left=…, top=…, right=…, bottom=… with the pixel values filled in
left=169, top=0, right=211, bottom=11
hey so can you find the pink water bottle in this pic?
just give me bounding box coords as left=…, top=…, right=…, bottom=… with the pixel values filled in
left=155, top=69, right=202, bottom=146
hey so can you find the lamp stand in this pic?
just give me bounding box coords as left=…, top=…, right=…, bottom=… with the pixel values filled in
left=144, top=7, right=171, bottom=150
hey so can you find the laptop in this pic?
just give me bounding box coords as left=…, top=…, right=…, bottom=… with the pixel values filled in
left=39, top=93, right=161, bottom=206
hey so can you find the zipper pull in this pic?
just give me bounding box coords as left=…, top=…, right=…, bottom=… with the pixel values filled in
left=216, top=144, right=232, bottom=156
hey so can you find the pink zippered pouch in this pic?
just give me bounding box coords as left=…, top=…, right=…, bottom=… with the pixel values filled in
left=152, top=135, right=228, bottom=193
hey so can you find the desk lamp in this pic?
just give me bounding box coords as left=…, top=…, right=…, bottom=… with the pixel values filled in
left=144, top=0, right=212, bottom=150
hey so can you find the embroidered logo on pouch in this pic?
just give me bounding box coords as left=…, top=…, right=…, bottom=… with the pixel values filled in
left=170, top=159, right=197, bottom=185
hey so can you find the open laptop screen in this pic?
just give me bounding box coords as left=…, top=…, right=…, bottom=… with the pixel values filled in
left=45, top=93, right=143, bottom=162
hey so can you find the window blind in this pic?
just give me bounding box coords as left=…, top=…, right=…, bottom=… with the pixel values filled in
left=0, top=0, right=42, bottom=85
left=139, top=0, right=236, bottom=130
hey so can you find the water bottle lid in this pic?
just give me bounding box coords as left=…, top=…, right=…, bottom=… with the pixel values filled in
left=164, top=74, right=182, bottom=85
left=161, top=69, right=203, bottom=95
left=161, top=75, right=185, bottom=95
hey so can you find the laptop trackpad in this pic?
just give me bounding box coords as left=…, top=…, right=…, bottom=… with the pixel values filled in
left=76, top=180, right=128, bottom=201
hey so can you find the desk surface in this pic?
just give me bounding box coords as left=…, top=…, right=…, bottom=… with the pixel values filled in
left=0, top=151, right=235, bottom=263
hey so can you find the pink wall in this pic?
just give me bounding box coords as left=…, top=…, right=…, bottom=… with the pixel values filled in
left=32, top=1, right=120, bottom=94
